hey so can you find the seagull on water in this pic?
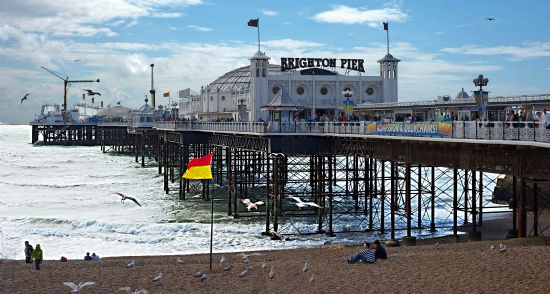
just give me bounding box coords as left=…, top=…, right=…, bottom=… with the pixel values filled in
left=241, top=198, right=265, bottom=211
left=119, top=287, right=150, bottom=294
left=289, top=196, right=322, bottom=209
left=111, top=192, right=142, bottom=207
left=127, top=260, right=136, bottom=268
left=499, top=243, right=507, bottom=253
left=303, top=262, right=309, bottom=272
left=63, top=282, right=95, bottom=292
left=269, top=266, right=276, bottom=280
left=21, top=93, right=30, bottom=104
left=152, top=272, right=164, bottom=283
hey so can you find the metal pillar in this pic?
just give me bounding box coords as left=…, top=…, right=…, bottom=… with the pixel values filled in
left=472, top=170, right=477, bottom=232
left=327, top=154, right=335, bottom=237
left=380, top=160, right=385, bottom=234
left=512, top=176, right=517, bottom=232
left=464, top=170, right=469, bottom=224
left=453, top=168, right=458, bottom=237
left=518, top=179, right=527, bottom=238
left=417, top=164, right=422, bottom=228
left=430, top=166, right=436, bottom=231
left=263, top=152, right=270, bottom=235
left=479, top=171, right=483, bottom=225
left=316, top=155, right=325, bottom=233
left=406, top=163, right=411, bottom=237
left=533, top=183, right=538, bottom=237
left=390, top=161, right=396, bottom=240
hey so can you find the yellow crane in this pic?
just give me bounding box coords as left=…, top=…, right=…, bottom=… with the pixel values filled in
left=41, top=66, right=100, bottom=111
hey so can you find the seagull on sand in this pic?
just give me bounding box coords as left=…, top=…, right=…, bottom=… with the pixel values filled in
left=237, top=252, right=262, bottom=259
left=152, top=272, right=164, bottom=283
left=499, top=243, right=507, bottom=253
left=111, top=192, right=142, bottom=207
left=176, top=257, right=184, bottom=264
left=261, top=261, right=268, bottom=271
left=239, top=268, right=249, bottom=277
left=303, top=262, right=309, bottom=272
left=119, top=287, right=150, bottom=294
left=219, top=255, right=226, bottom=264
left=199, top=273, right=208, bottom=284
left=193, top=271, right=203, bottom=277
left=309, top=274, right=315, bottom=284
left=20, top=93, right=30, bottom=104
left=490, top=244, right=495, bottom=250
left=289, top=196, right=322, bottom=209
left=269, top=266, right=276, bottom=280
left=223, top=264, right=233, bottom=271
left=127, top=260, right=136, bottom=268
left=63, top=282, right=95, bottom=292
left=241, top=198, right=265, bottom=211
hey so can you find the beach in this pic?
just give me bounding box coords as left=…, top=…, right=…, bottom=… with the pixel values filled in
left=2, top=231, right=549, bottom=293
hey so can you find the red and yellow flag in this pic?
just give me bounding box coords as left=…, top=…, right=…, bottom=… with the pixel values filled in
left=182, top=153, right=213, bottom=180
left=163, top=91, right=170, bottom=97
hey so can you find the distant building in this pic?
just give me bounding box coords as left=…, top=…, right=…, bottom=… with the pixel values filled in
left=179, top=51, right=400, bottom=121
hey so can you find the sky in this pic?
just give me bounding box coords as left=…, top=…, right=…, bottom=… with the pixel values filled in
left=0, top=0, right=549, bottom=124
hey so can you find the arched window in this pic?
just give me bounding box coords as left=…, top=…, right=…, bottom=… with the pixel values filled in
left=256, top=68, right=260, bottom=77
left=263, top=68, right=266, bottom=77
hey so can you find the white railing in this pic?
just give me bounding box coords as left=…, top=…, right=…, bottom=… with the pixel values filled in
left=154, top=121, right=550, bottom=143
left=98, top=121, right=130, bottom=127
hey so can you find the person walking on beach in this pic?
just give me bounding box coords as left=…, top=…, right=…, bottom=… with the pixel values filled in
left=24, top=241, right=34, bottom=264
left=347, top=242, right=375, bottom=264
left=31, top=244, right=43, bottom=270
left=373, top=240, right=387, bottom=260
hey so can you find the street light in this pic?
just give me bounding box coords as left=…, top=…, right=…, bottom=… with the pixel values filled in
left=342, top=88, right=353, bottom=120
left=473, top=74, right=489, bottom=120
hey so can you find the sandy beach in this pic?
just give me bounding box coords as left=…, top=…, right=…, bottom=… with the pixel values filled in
left=2, top=214, right=549, bottom=294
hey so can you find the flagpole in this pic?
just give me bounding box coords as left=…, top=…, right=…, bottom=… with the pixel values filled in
left=386, top=24, right=390, bottom=55
left=209, top=179, right=213, bottom=271
left=257, top=17, right=261, bottom=52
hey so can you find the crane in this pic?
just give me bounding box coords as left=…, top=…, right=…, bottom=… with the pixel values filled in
left=41, top=66, right=100, bottom=111
left=149, top=63, right=156, bottom=109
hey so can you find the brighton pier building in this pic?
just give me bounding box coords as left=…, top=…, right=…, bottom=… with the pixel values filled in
left=179, top=50, right=400, bottom=122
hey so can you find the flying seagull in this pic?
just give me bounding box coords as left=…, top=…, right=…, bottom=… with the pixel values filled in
left=21, top=93, right=30, bottom=104
left=111, top=192, right=142, bottom=207
left=74, top=59, right=80, bottom=62
left=486, top=17, right=495, bottom=21
left=289, top=196, right=323, bottom=209
left=241, top=198, right=265, bottom=211
left=84, top=89, right=101, bottom=96
left=63, top=281, right=95, bottom=292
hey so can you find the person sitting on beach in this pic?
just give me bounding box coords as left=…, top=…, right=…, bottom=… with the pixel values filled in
left=31, top=244, right=43, bottom=270
left=24, top=241, right=34, bottom=264
left=373, top=240, right=387, bottom=260
left=347, top=242, right=375, bottom=264
left=84, top=252, right=92, bottom=261
left=91, top=252, right=100, bottom=261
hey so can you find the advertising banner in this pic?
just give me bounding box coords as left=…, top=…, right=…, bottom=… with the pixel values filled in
left=366, top=122, right=452, bottom=137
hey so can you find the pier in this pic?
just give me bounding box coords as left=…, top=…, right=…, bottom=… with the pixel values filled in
left=31, top=120, right=550, bottom=243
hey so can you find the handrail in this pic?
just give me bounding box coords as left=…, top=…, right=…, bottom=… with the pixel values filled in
left=153, top=121, right=550, bottom=143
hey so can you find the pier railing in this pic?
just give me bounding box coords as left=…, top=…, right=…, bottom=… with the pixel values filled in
left=154, top=121, right=550, bottom=143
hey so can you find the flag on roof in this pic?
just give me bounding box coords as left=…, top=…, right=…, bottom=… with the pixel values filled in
left=383, top=22, right=388, bottom=31
left=182, top=153, right=213, bottom=180
left=248, top=18, right=259, bottom=27
left=163, top=91, right=170, bottom=97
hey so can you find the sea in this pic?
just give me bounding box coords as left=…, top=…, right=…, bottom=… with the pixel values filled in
left=0, top=124, right=507, bottom=260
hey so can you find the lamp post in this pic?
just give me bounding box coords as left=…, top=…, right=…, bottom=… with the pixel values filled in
left=342, top=88, right=353, bottom=120
left=473, top=74, right=489, bottom=120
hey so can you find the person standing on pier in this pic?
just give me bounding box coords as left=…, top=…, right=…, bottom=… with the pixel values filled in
left=31, top=244, right=43, bottom=270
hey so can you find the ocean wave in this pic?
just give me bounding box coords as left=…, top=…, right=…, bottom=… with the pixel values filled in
left=0, top=180, right=87, bottom=189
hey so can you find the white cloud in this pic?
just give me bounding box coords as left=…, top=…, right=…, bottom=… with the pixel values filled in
left=262, top=39, right=322, bottom=50
left=0, top=0, right=202, bottom=37
left=312, top=5, right=407, bottom=25
left=442, top=42, right=550, bottom=60
left=186, top=25, right=213, bottom=32
left=261, top=10, right=279, bottom=16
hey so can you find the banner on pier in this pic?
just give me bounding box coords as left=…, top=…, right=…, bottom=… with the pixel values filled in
left=366, top=122, right=452, bottom=137
left=183, top=152, right=213, bottom=180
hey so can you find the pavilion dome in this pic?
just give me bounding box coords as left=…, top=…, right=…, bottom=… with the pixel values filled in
left=205, top=64, right=281, bottom=93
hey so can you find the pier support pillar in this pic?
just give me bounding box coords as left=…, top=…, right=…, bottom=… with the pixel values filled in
left=518, top=179, right=527, bottom=238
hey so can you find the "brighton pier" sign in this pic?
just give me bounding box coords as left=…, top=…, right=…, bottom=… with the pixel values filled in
left=280, top=57, right=365, bottom=73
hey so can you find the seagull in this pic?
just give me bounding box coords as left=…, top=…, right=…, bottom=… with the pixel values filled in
left=74, top=59, right=80, bottom=62
left=127, top=260, right=136, bottom=268
left=490, top=244, right=495, bottom=250
left=270, top=230, right=289, bottom=241
left=152, top=272, right=164, bottom=283
left=191, top=194, right=202, bottom=199
left=219, top=255, right=226, bottom=264
left=199, top=273, right=208, bottom=284
left=63, top=282, right=95, bottom=292
left=486, top=17, right=495, bottom=21
left=241, top=198, right=265, bottom=211
left=111, top=192, right=142, bottom=207
left=223, top=264, right=233, bottom=271
left=303, top=262, right=309, bottom=272
left=176, top=257, right=184, bottom=264
left=261, top=262, right=268, bottom=271
left=83, top=89, right=101, bottom=96
left=269, top=266, right=276, bottom=280
left=289, top=196, right=323, bottom=209
left=119, top=287, right=150, bottom=294
left=193, top=271, right=203, bottom=278
left=309, top=274, right=315, bottom=284
left=239, top=268, right=249, bottom=277
left=499, top=243, right=507, bottom=253
left=238, top=252, right=262, bottom=259
left=21, top=93, right=30, bottom=104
